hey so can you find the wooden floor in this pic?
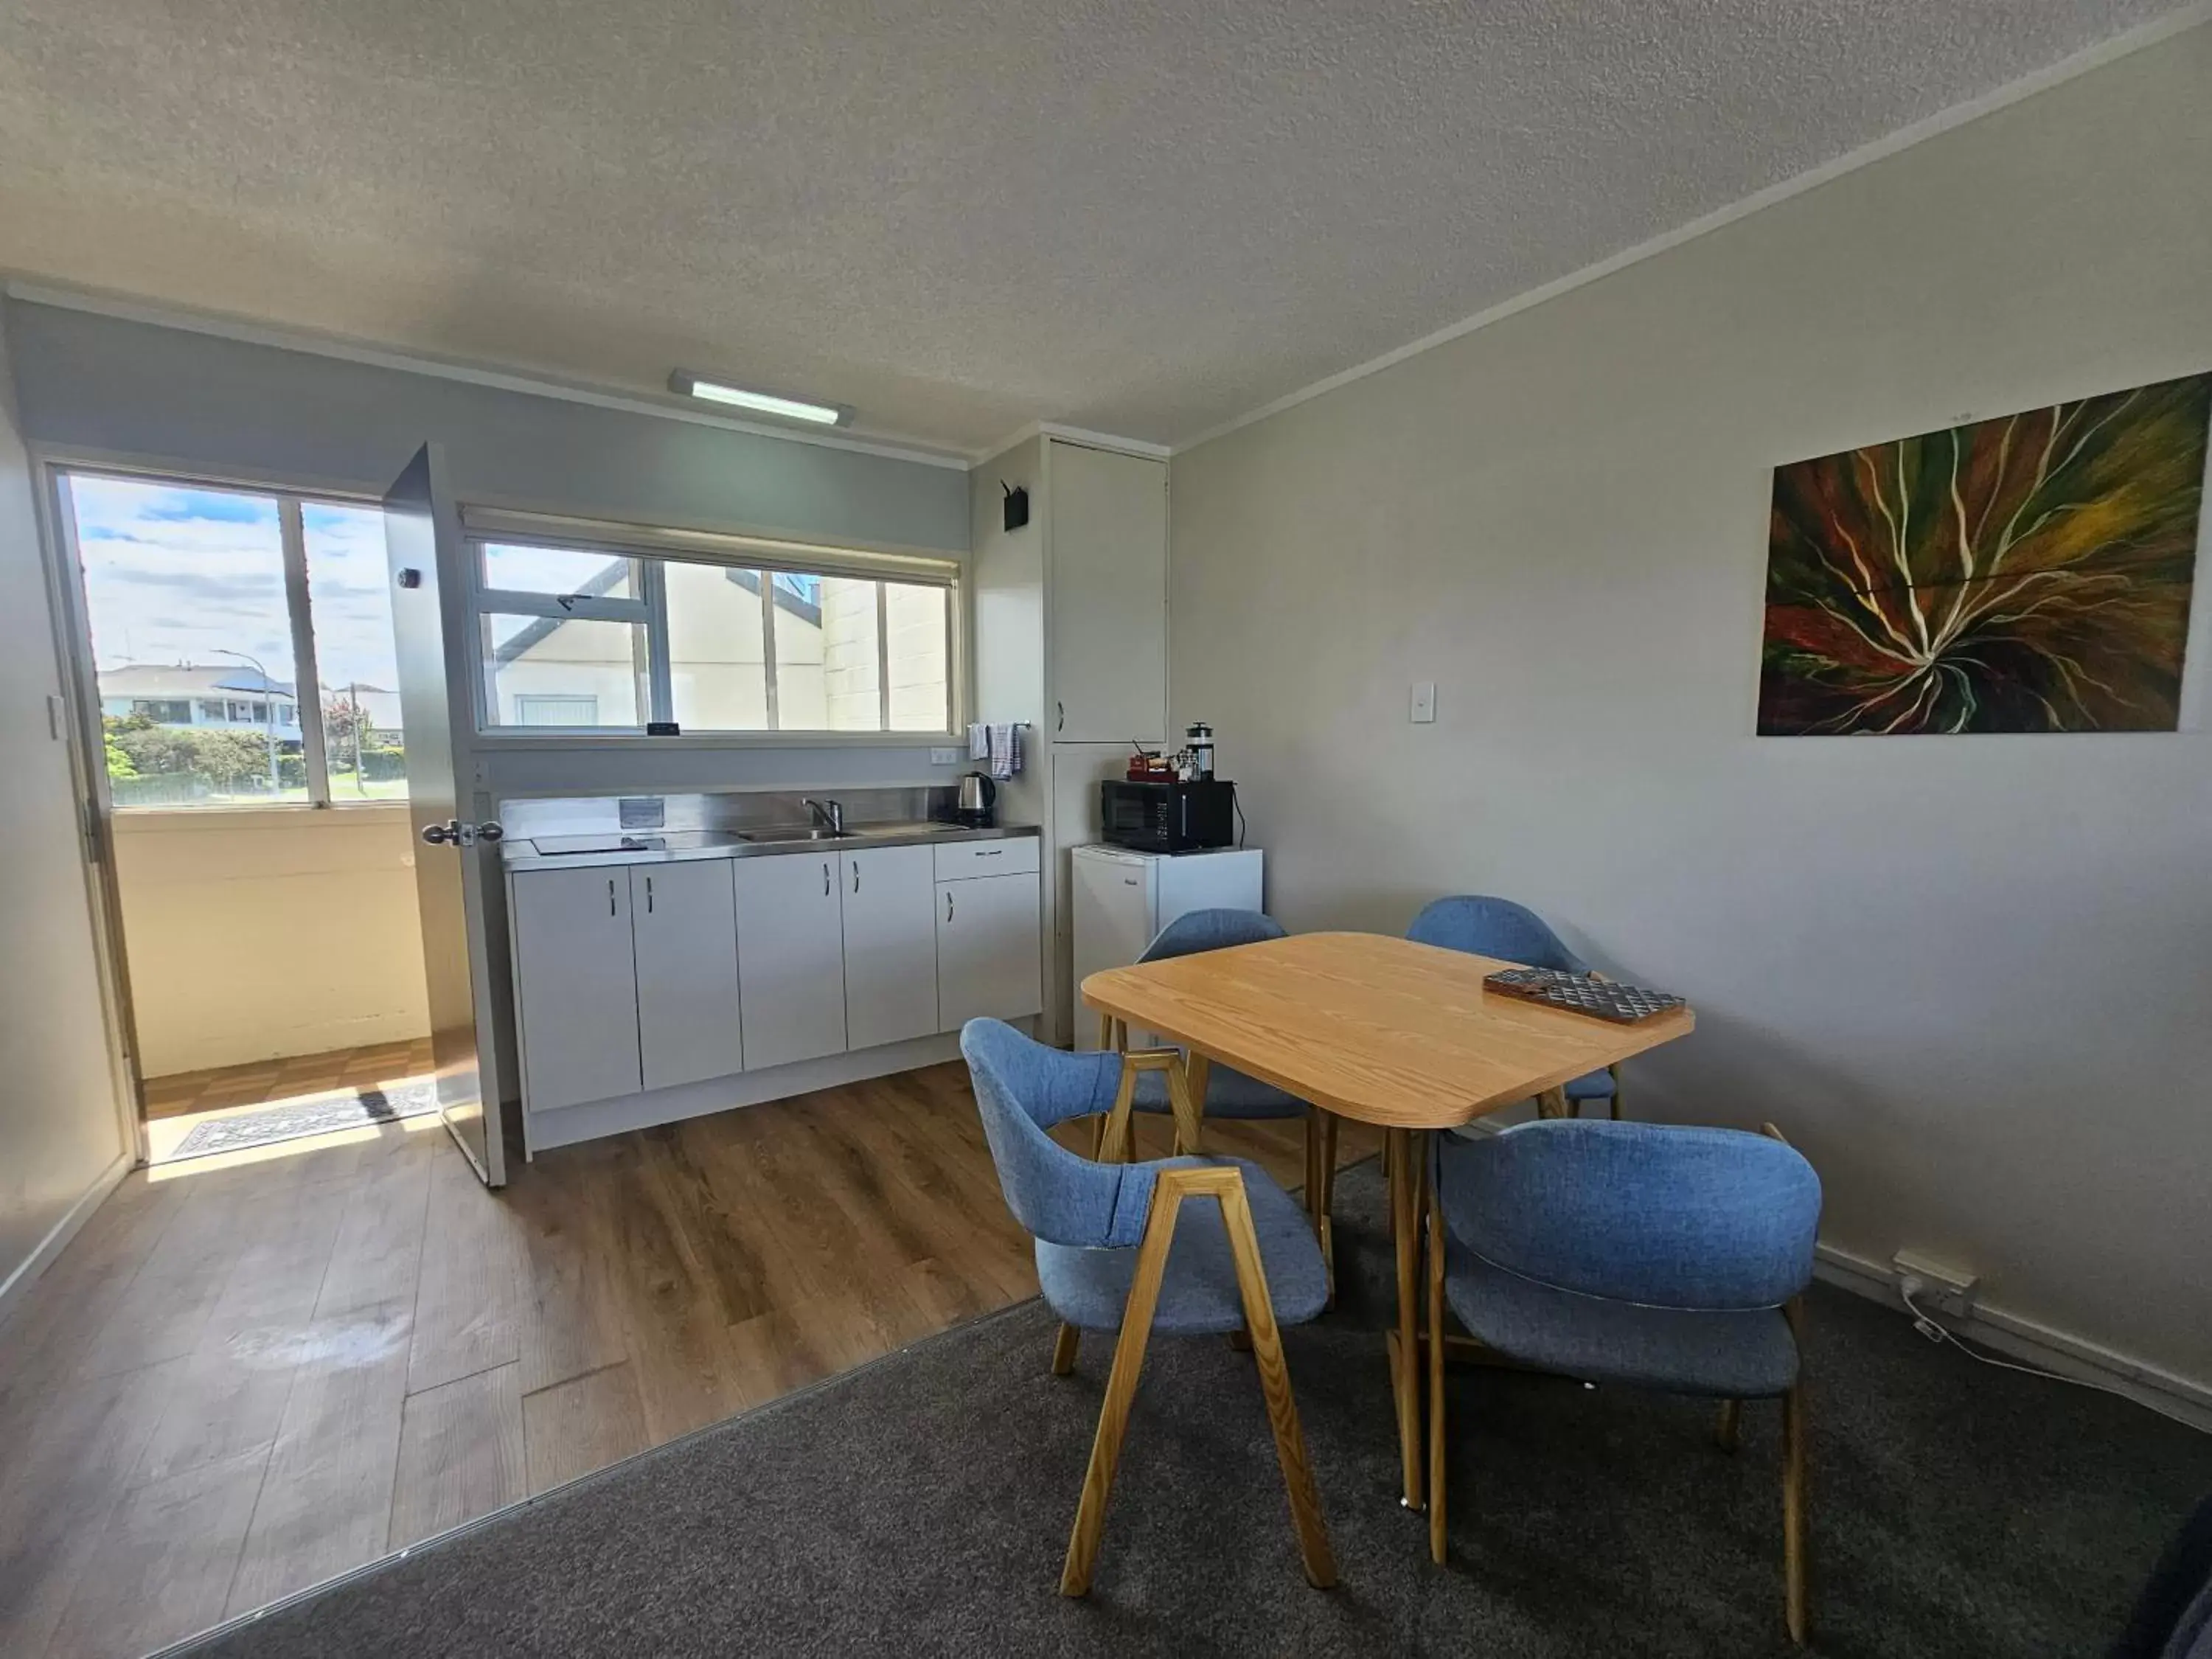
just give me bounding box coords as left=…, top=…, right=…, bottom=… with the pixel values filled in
left=142, top=1038, right=439, bottom=1121
left=0, top=1061, right=1376, bottom=1659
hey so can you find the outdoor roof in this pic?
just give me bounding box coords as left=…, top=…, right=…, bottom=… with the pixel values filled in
left=97, top=663, right=297, bottom=699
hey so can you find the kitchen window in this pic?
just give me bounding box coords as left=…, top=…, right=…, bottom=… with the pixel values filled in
left=466, top=512, right=957, bottom=737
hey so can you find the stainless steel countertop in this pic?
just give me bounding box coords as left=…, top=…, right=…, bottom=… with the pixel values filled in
left=500, top=820, right=1040, bottom=873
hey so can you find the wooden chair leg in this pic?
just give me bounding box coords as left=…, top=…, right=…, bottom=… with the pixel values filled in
left=1715, top=1398, right=1742, bottom=1452
left=1100, top=1052, right=1146, bottom=1166
left=1051, top=1323, right=1082, bottom=1376
left=1381, top=1133, right=1395, bottom=1243
left=1427, top=1166, right=1448, bottom=1565
left=1535, top=1086, right=1570, bottom=1120
left=1783, top=1381, right=1808, bottom=1644
left=1217, top=1170, right=1337, bottom=1588
left=1315, top=1110, right=1340, bottom=1307
left=1060, top=1180, right=1185, bottom=1597
left=1781, top=1290, right=1809, bottom=1644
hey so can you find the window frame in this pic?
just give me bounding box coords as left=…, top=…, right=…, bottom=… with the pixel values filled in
left=55, top=465, right=406, bottom=813
left=463, top=520, right=961, bottom=742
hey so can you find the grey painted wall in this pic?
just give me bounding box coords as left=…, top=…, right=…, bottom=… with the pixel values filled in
left=0, top=307, right=128, bottom=1302
left=1170, top=30, right=2212, bottom=1388
left=2, top=299, right=968, bottom=553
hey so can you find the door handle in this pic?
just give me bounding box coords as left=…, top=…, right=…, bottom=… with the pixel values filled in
left=608, top=877, right=616, bottom=916
left=1057, top=700, right=1065, bottom=733
left=645, top=874, right=653, bottom=913
left=945, top=890, right=954, bottom=923
left=423, top=818, right=504, bottom=847
left=823, top=860, right=831, bottom=896
left=852, top=861, right=860, bottom=893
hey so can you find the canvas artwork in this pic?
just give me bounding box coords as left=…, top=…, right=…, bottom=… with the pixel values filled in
left=1757, top=373, right=2211, bottom=735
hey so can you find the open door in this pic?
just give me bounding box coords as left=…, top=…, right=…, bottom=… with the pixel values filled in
left=384, top=445, right=507, bottom=1186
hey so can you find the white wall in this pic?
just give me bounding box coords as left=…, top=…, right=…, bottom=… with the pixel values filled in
left=0, top=308, right=127, bottom=1304
left=112, top=807, right=430, bottom=1076
left=1170, top=29, right=2212, bottom=1388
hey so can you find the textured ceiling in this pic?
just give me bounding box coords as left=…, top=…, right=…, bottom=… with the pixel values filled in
left=0, top=1, right=2188, bottom=452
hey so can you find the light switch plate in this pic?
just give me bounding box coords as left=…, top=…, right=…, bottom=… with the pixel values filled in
left=930, top=746, right=963, bottom=765
left=1411, top=682, right=1437, bottom=723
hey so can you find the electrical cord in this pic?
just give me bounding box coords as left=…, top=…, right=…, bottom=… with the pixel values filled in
left=1897, top=1279, right=2191, bottom=1426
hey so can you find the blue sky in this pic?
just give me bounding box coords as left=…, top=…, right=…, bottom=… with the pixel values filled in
left=71, top=477, right=399, bottom=692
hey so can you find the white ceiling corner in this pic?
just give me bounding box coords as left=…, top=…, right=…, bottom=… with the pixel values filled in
left=0, top=1, right=2197, bottom=458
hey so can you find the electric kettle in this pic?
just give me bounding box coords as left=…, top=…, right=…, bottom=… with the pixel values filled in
left=954, top=771, right=998, bottom=827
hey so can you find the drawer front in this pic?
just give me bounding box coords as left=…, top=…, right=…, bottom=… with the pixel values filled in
left=933, top=837, right=1040, bottom=881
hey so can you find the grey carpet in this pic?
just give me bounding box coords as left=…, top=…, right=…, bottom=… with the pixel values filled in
left=164, top=1079, right=439, bottom=1161
left=171, top=1161, right=2210, bottom=1658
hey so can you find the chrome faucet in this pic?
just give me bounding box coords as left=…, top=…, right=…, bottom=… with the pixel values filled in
left=803, top=797, right=845, bottom=835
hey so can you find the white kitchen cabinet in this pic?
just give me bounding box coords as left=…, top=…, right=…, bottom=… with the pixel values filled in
left=841, top=844, right=939, bottom=1050
left=937, top=872, right=1043, bottom=1030
left=733, top=851, right=848, bottom=1070
left=630, top=860, right=743, bottom=1092
left=510, top=866, right=642, bottom=1112
left=1048, top=441, right=1168, bottom=742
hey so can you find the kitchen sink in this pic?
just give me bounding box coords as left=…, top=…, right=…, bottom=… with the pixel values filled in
left=735, top=827, right=846, bottom=844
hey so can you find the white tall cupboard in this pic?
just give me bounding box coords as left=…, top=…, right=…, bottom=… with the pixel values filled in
left=970, top=433, right=1170, bottom=1043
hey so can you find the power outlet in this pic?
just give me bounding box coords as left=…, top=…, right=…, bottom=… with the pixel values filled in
left=1891, top=1248, right=1978, bottom=1322
left=929, top=746, right=963, bottom=765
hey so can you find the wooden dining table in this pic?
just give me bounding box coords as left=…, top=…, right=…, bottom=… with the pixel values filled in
left=1081, top=930, right=1697, bottom=1512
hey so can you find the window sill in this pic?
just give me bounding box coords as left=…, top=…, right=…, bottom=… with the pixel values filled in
left=471, top=731, right=963, bottom=752
left=109, top=801, right=413, bottom=832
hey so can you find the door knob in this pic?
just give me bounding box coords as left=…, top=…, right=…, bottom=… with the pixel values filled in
left=422, top=819, right=504, bottom=847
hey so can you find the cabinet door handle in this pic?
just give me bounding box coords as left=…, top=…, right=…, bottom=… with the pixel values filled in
left=823, top=860, right=831, bottom=896
left=946, top=890, right=954, bottom=923
left=608, top=877, right=616, bottom=916
left=1056, top=700, right=1065, bottom=733
left=852, top=860, right=860, bottom=894
left=645, top=874, right=654, bottom=913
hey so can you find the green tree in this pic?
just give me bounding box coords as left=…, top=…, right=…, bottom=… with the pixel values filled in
left=100, top=714, right=142, bottom=779
left=111, top=722, right=270, bottom=789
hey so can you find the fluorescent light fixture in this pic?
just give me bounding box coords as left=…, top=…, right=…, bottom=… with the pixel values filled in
left=668, top=370, right=848, bottom=426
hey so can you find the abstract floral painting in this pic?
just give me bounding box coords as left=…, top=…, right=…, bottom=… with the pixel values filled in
left=1758, top=373, right=2210, bottom=734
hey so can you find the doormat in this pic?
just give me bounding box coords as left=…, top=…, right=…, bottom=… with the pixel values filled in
left=164, top=1077, right=441, bottom=1162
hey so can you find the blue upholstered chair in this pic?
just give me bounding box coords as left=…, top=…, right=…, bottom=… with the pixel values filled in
left=1105, top=909, right=1337, bottom=1242
left=961, top=1018, right=1335, bottom=1596
left=1423, top=1119, right=1823, bottom=1644
left=1406, top=895, right=1622, bottom=1118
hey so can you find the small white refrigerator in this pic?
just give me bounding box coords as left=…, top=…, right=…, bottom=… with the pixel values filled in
left=1070, top=844, right=1265, bottom=1051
